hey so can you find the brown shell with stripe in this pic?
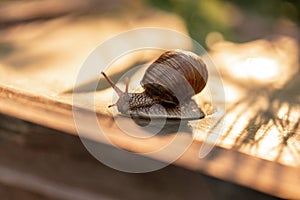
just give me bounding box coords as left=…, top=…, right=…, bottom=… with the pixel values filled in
left=141, top=50, right=208, bottom=105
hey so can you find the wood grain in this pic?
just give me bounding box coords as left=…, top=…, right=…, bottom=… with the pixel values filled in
left=0, top=1, right=299, bottom=198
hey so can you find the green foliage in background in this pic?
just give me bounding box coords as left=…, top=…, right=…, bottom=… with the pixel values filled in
left=229, top=0, right=299, bottom=22
left=147, top=0, right=299, bottom=47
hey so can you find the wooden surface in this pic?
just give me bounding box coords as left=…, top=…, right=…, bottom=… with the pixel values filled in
left=0, top=0, right=300, bottom=199
left=0, top=114, right=279, bottom=200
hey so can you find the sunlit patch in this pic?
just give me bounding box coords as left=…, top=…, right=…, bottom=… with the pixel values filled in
left=277, top=102, right=290, bottom=120
left=212, top=37, right=299, bottom=89
left=223, top=81, right=245, bottom=103
left=244, top=57, right=279, bottom=80
left=191, top=109, right=225, bottom=143
left=289, top=108, right=300, bottom=123
left=255, top=125, right=281, bottom=158
left=228, top=56, right=280, bottom=82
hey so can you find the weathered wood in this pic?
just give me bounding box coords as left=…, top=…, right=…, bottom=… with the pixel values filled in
left=0, top=80, right=299, bottom=199
left=0, top=114, right=280, bottom=200
left=0, top=0, right=299, bottom=199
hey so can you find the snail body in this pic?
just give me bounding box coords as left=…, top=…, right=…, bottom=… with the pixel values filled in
left=102, top=50, right=208, bottom=119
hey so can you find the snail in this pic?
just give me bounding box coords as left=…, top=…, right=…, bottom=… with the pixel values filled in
left=101, top=49, right=208, bottom=119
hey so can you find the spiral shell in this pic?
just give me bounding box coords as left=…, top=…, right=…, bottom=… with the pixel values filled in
left=141, top=50, right=208, bottom=104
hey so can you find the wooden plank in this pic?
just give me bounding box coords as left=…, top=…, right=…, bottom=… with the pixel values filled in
left=0, top=82, right=299, bottom=199
left=0, top=113, right=281, bottom=200
left=0, top=1, right=299, bottom=198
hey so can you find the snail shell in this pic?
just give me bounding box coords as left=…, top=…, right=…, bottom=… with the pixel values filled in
left=101, top=49, right=208, bottom=119
left=142, top=50, right=208, bottom=104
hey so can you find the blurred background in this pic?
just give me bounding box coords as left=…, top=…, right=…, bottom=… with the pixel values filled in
left=1, top=0, right=299, bottom=47
left=147, top=0, right=299, bottom=47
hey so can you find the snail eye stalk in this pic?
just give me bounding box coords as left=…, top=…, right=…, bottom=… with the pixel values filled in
left=101, top=72, right=123, bottom=97
left=125, top=77, right=129, bottom=95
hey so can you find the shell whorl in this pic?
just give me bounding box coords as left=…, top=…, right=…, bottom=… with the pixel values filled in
left=141, top=50, right=208, bottom=104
